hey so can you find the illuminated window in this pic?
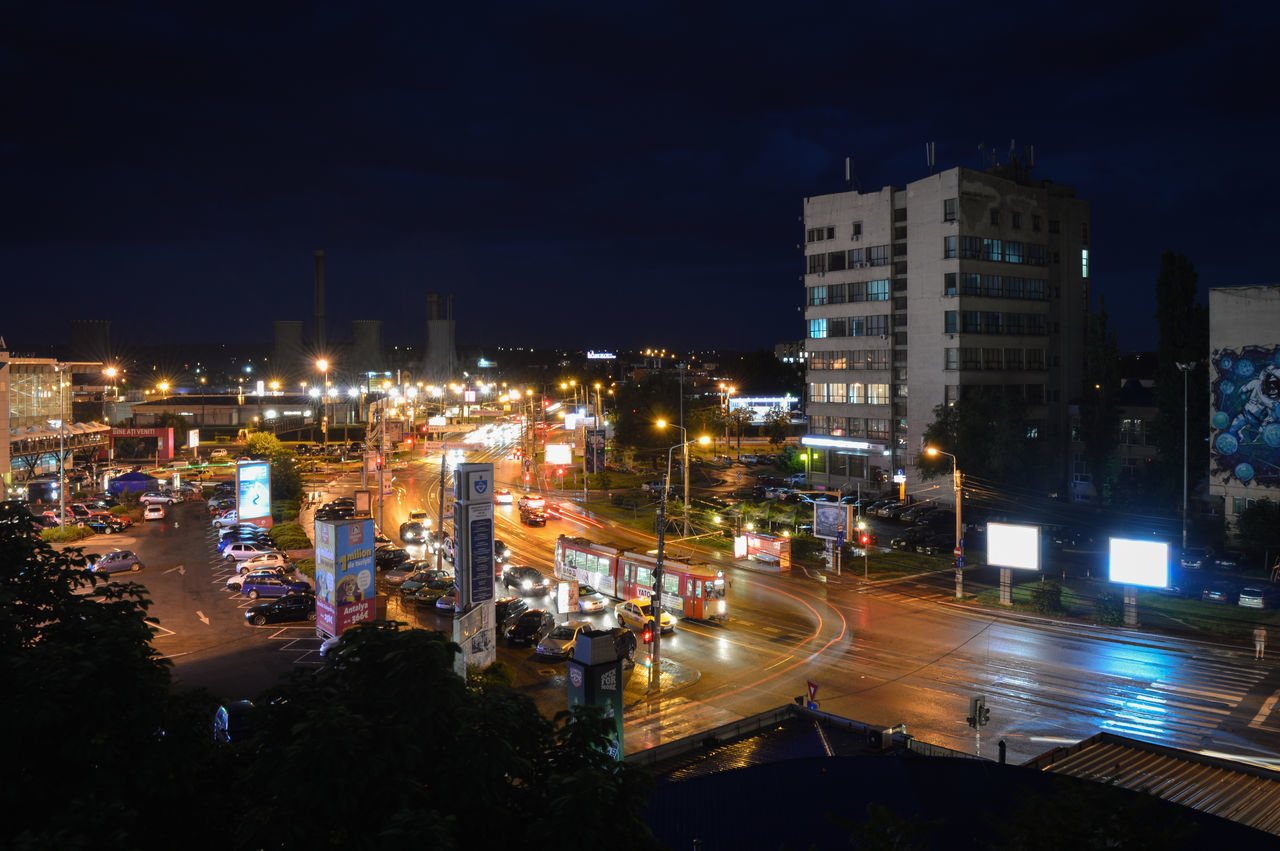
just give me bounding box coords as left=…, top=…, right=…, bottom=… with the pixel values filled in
left=1081, top=248, right=1089, bottom=278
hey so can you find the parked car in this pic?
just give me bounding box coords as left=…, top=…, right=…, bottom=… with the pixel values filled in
left=85, top=516, right=125, bottom=535
left=139, top=492, right=176, bottom=506
left=502, top=565, right=552, bottom=595
left=91, top=549, right=144, bottom=574
left=1238, top=586, right=1276, bottom=609
left=226, top=566, right=290, bottom=591
left=536, top=620, right=591, bottom=660
left=238, top=552, right=292, bottom=573
left=435, top=591, right=459, bottom=612
left=212, top=510, right=240, bottom=529
left=1201, top=581, right=1238, bottom=605
left=505, top=609, right=556, bottom=645
left=143, top=504, right=166, bottom=521
left=406, top=577, right=455, bottom=605
left=223, top=542, right=281, bottom=562
left=210, top=448, right=229, bottom=458
left=241, top=575, right=312, bottom=600
left=400, top=566, right=451, bottom=596
left=1211, top=550, right=1248, bottom=572
left=244, top=592, right=317, bottom=626
left=616, top=598, right=675, bottom=633
left=880, top=503, right=913, bottom=520
left=899, top=503, right=938, bottom=523
left=1179, top=547, right=1211, bottom=571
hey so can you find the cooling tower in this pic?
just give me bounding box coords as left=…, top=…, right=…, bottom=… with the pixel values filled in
left=351, top=319, right=384, bottom=374
left=423, top=292, right=457, bottom=381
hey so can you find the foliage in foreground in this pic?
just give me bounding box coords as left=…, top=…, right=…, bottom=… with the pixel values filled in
left=0, top=517, right=658, bottom=850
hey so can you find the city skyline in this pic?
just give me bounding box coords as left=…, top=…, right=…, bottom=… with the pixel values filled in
left=5, top=3, right=1276, bottom=351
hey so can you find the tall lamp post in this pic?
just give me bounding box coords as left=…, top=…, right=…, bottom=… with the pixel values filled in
left=316, top=359, right=330, bottom=445
left=1176, top=361, right=1196, bottom=551
left=657, top=420, right=705, bottom=537
left=651, top=432, right=711, bottom=693
left=926, top=446, right=964, bottom=599
left=51, top=364, right=68, bottom=527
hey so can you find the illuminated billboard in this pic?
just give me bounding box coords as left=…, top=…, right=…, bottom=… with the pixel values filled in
left=1108, top=538, right=1169, bottom=588
left=315, top=518, right=377, bottom=637
left=545, top=443, right=573, bottom=465
left=986, top=523, right=1040, bottom=571
left=236, top=460, right=272, bottom=527
left=1210, top=345, right=1280, bottom=487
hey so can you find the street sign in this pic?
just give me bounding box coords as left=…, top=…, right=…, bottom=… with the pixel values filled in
left=807, top=680, right=818, bottom=702
left=954, top=547, right=962, bottom=557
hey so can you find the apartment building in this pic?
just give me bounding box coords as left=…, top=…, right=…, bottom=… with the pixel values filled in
left=801, top=161, right=1090, bottom=501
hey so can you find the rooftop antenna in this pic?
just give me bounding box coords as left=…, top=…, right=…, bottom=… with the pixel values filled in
left=1027, top=144, right=1035, bottom=169
left=1007, top=138, right=1016, bottom=164
left=844, top=156, right=861, bottom=191
left=926, top=141, right=936, bottom=175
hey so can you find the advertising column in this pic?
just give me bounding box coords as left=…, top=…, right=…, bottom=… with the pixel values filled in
left=236, top=460, right=273, bottom=530
left=453, top=462, right=496, bottom=676
left=315, top=517, right=377, bottom=639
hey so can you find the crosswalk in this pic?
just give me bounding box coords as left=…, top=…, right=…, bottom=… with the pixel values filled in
left=623, top=696, right=743, bottom=753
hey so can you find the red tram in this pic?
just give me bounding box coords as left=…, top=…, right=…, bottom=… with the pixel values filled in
left=554, top=534, right=728, bottom=621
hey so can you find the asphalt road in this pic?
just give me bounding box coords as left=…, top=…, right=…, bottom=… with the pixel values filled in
left=81, top=442, right=1280, bottom=768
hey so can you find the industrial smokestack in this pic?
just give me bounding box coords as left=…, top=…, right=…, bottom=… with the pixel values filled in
left=314, top=249, right=326, bottom=353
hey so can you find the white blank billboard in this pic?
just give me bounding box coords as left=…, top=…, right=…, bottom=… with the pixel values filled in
left=986, top=522, right=1040, bottom=570
left=1108, top=538, right=1169, bottom=588
left=544, top=443, right=573, bottom=465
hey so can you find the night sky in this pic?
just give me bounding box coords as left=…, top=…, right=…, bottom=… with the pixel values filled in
left=5, top=2, right=1278, bottom=353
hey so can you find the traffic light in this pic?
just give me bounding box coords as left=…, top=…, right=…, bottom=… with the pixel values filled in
left=405, top=437, right=413, bottom=446
left=641, top=625, right=653, bottom=644
left=860, top=534, right=870, bottom=546
left=375, top=456, right=383, bottom=470
left=979, top=703, right=990, bottom=727
left=967, top=695, right=987, bottom=729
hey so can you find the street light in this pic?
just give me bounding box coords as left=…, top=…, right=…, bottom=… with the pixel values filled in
left=50, top=364, right=68, bottom=527
left=651, top=431, right=711, bottom=693
left=316, top=359, right=330, bottom=445
left=926, top=446, right=964, bottom=599
left=1176, top=361, right=1196, bottom=551
left=719, top=383, right=736, bottom=459
left=657, top=421, right=709, bottom=537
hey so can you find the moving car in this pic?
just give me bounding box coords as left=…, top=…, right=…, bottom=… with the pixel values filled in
left=143, top=504, right=166, bottom=521
left=407, top=509, right=431, bottom=524
left=494, top=539, right=510, bottom=564
left=607, top=626, right=638, bottom=661
left=502, top=565, right=552, bottom=595
left=504, top=609, right=555, bottom=645
left=575, top=584, right=607, bottom=613
left=493, top=488, right=513, bottom=505
left=399, top=520, right=428, bottom=543
left=519, top=506, right=546, bottom=527
left=615, top=598, right=675, bottom=633
left=91, top=549, right=143, bottom=574
left=536, top=620, right=591, bottom=660
left=517, top=494, right=545, bottom=510
left=494, top=596, right=529, bottom=629
left=243, top=592, right=317, bottom=626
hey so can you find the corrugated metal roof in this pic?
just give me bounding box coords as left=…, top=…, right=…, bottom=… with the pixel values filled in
left=1027, top=733, right=1280, bottom=837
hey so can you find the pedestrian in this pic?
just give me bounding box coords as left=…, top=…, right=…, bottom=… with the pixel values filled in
left=1254, top=625, right=1268, bottom=661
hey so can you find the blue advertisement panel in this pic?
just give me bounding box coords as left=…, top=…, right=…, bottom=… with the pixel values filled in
left=1210, top=346, right=1280, bottom=488
left=469, top=513, right=494, bottom=605
left=236, top=461, right=272, bottom=526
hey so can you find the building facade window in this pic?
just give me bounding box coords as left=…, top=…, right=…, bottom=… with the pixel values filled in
left=848, top=248, right=864, bottom=266
left=1026, top=348, right=1045, bottom=369
left=982, top=238, right=1003, bottom=262
left=944, top=235, right=957, bottom=258
left=990, top=210, right=1000, bottom=225
left=867, top=279, right=890, bottom=301
left=1011, top=213, right=1021, bottom=229
left=983, top=348, right=1002, bottom=369
left=808, top=319, right=827, bottom=338
left=1004, top=348, right=1023, bottom=369
left=960, top=348, right=982, bottom=369
left=1032, top=214, right=1042, bottom=232
left=1048, top=219, right=1060, bottom=234
left=944, top=198, right=957, bottom=221
left=807, top=226, right=835, bottom=242
left=868, top=245, right=891, bottom=266
left=866, top=383, right=889, bottom=404
left=944, top=310, right=958, bottom=333
left=960, top=236, right=980, bottom=259
left=807, top=254, right=826, bottom=274
left=1005, top=241, right=1024, bottom=264
left=962, top=311, right=980, bottom=333
left=866, top=419, right=890, bottom=439
left=944, top=385, right=959, bottom=405
left=944, top=348, right=959, bottom=370
left=852, top=221, right=862, bottom=238
left=827, top=250, right=847, bottom=271
left=961, top=273, right=980, bottom=295
left=1081, top=248, right=1090, bottom=278
left=944, top=272, right=957, bottom=296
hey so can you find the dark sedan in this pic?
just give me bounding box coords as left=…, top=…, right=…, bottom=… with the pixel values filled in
left=1201, top=582, right=1238, bottom=605
left=244, top=593, right=317, bottom=626
left=501, top=565, right=552, bottom=596
left=505, top=609, right=555, bottom=645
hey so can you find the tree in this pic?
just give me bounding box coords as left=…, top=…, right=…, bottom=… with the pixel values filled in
left=1079, top=298, right=1122, bottom=504
left=1152, top=251, right=1210, bottom=508
left=918, top=389, right=1049, bottom=493
left=246, top=431, right=284, bottom=457
left=1237, top=499, right=1280, bottom=560
left=235, top=623, right=658, bottom=849
left=765, top=408, right=790, bottom=446
left=0, top=513, right=220, bottom=846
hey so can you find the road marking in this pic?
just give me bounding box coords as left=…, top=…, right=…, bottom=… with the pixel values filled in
left=196, top=611, right=210, bottom=625
left=1249, top=690, right=1280, bottom=729
left=163, top=564, right=186, bottom=575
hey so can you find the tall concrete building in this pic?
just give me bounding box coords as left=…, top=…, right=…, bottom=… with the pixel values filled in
left=801, top=160, right=1091, bottom=501
left=1207, top=285, right=1280, bottom=534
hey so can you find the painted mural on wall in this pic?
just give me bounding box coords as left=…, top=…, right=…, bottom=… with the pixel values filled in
left=1211, top=346, right=1280, bottom=487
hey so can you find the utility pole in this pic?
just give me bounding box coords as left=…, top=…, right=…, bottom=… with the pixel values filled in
left=651, top=477, right=667, bottom=694
left=1176, top=361, right=1195, bottom=550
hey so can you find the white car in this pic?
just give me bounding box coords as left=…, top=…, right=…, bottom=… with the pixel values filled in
left=237, top=551, right=291, bottom=573
left=615, top=598, right=675, bottom=634
left=576, top=585, right=608, bottom=613
left=493, top=489, right=514, bottom=505
left=536, top=620, right=590, bottom=659
left=212, top=510, right=239, bottom=528
left=143, top=504, right=166, bottom=521
left=223, top=542, right=280, bottom=562
left=210, top=448, right=228, bottom=458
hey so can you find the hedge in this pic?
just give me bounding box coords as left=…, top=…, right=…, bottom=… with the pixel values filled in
left=42, top=525, right=93, bottom=543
